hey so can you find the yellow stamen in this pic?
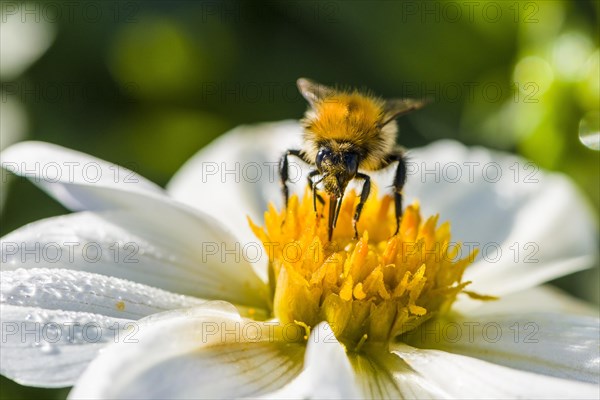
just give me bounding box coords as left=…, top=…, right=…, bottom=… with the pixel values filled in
left=294, top=320, right=312, bottom=341
left=249, top=190, right=486, bottom=350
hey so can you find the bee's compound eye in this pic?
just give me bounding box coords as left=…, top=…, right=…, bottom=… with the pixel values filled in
left=344, top=152, right=359, bottom=176
left=316, top=148, right=332, bottom=171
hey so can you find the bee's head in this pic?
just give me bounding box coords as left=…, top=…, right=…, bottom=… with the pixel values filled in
left=316, top=147, right=359, bottom=197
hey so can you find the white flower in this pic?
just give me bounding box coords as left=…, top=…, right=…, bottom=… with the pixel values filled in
left=1, top=121, right=598, bottom=399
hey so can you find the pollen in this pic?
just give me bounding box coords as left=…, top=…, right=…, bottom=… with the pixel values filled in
left=249, top=190, right=483, bottom=350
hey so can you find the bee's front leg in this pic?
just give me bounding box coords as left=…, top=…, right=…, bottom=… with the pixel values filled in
left=279, top=149, right=303, bottom=208
left=353, top=173, right=371, bottom=239
left=307, top=170, right=324, bottom=213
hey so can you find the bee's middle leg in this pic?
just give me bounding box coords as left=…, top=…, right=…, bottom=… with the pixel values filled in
left=353, top=173, right=371, bottom=239
left=387, top=151, right=407, bottom=236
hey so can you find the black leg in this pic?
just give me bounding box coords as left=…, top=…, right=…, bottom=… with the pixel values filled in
left=353, top=173, right=371, bottom=239
left=386, top=151, right=407, bottom=236
left=279, top=149, right=303, bottom=208
left=307, top=170, right=324, bottom=212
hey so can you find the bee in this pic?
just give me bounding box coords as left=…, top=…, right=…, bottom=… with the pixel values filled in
left=280, top=78, right=427, bottom=241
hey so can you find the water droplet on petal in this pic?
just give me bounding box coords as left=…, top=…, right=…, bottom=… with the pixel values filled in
left=579, top=111, right=600, bottom=150
left=40, top=343, right=58, bottom=354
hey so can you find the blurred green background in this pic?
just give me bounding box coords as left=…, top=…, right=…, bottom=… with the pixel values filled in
left=1, top=0, right=598, bottom=398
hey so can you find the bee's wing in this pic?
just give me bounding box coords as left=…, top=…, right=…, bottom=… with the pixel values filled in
left=297, top=77, right=335, bottom=108
left=381, top=98, right=429, bottom=126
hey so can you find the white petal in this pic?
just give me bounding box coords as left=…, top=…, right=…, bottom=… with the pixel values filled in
left=1, top=141, right=164, bottom=211
left=167, top=121, right=305, bottom=278
left=69, top=304, right=305, bottom=399
left=402, top=313, right=600, bottom=384
left=401, top=140, right=598, bottom=296
left=1, top=211, right=269, bottom=309
left=455, top=285, right=600, bottom=317
left=391, top=343, right=599, bottom=399
left=348, top=348, right=451, bottom=399
left=1, top=268, right=205, bottom=319
left=263, top=322, right=361, bottom=399
left=0, top=304, right=133, bottom=388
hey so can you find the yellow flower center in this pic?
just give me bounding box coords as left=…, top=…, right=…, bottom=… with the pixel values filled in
left=249, top=190, right=481, bottom=351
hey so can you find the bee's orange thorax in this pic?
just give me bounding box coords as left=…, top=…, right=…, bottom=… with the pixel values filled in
left=310, top=92, right=384, bottom=143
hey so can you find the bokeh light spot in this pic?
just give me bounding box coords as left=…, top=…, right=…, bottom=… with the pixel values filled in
left=553, top=32, right=594, bottom=81
left=513, top=56, right=554, bottom=97
left=108, top=18, right=205, bottom=100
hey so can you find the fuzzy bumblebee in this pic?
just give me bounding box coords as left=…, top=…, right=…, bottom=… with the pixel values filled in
left=280, top=78, right=427, bottom=241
